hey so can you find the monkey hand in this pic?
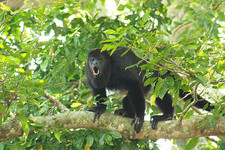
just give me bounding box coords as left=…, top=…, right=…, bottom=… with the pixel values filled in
left=87, top=104, right=106, bottom=122
left=131, top=115, right=144, bottom=133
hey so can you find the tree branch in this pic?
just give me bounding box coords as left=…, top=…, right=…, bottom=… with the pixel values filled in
left=44, top=92, right=69, bottom=112
left=178, top=83, right=200, bottom=126
left=1, top=111, right=225, bottom=142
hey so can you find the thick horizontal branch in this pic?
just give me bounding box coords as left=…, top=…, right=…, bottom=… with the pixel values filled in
left=1, top=111, right=225, bottom=142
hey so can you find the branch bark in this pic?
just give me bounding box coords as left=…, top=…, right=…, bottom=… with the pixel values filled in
left=1, top=111, right=225, bottom=142
left=44, top=92, right=69, bottom=112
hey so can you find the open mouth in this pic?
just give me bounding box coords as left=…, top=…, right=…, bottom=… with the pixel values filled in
left=93, top=66, right=99, bottom=75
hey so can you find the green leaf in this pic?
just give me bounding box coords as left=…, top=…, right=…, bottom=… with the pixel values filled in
left=107, top=45, right=117, bottom=55
left=40, top=59, right=49, bottom=71
left=172, top=91, right=179, bottom=106
left=195, top=75, right=208, bottom=84
left=218, top=140, right=225, bottom=150
left=149, top=56, right=162, bottom=64
left=142, top=12, right=150, bottom=23
left=183, top=110, right=194, bottom=119
left=74, top=136, right=85, bottom=148
left=203, top=103, right=209, bottom=110
left=0, top=55, right=5, bottom=62
left=117, top=4, right=125, bottom=11
left=19, top=114, right=29, bottom=141
left=101, top=34, right=124, bottom=43
left=185, top=138, right=199, bottom=150
left=104, top=29, right=117, bottom=34
left=0, top=3, right=11, bottom=11
left=100, top=0, right=105, bottom=5
left=5, top=56, right=20, bottom=65
left=28, top=99, right=40, bottom=107
left=155, top=77, right=163, bottom=97
left=121, top=48, right=131, bottom=56
left=167, top=76, right=174, bottom=88
left=127, top=27, right=137, bottom=34
left=0, top=143, right=3, bottom=150
left=108, top=131, right=122, bottom=139
left=144, top=77, right=157, bottom=86
left=54, top=130, right=61, bottom=141
left=121, top=144, right=129, bottom=150
left=150, top=94, right=156, bottom=106
left=0, top=103, right=6, bottom=115
left=159, top=82, right=168, bottom=99
left=99, top=134, right=105, bottom=146
left=86, top=134, right=94, bottom=146
left=105, top=134, right=113, bottom=146
left=125, top=63, right=137, bottom=70
left=126, top=60, right=143, bottom=70
left=116, top=27, right=125, bottom=32
left=209, top=116, right=214, bottom=129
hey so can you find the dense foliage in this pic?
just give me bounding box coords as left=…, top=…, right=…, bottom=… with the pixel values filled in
left=0, top=0, right=225, bottom=149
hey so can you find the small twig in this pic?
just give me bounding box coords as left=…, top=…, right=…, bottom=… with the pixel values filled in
left=213, top=1, right=223, bottom=10
left=192, top=107, right=203, bottom=115
left=62, top=85, right=77, bottom=95
left=1, top=75, right=8, bottom=102
left=44, top=82, right=78, bottom=88
left=0, top=11, right=6, bottom=28
left=178, top=92, right=192, bottom=102
left=209, top=52, right=223, bottom=82
left=206, top=137, right=219, bottom=144
left=154, top=63, right=190, bottom=77
left=210, top=80, right=225, bottom=84
left=177, top=83, right=200, bottom=127
left=163, top=58, right=192, bottom=77
left=78, top=78, right=82, bottom=100
left=44, top=92, right=69, bottom=113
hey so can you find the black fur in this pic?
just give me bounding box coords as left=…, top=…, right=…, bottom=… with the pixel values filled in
left=85, top=47, right=213, bottom=133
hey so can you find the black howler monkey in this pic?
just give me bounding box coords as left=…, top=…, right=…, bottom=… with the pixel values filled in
left=85, top=47, right=214, bottom=133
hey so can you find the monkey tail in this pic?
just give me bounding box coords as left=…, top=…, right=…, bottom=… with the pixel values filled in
left=179, top=89, right=215, bottom=112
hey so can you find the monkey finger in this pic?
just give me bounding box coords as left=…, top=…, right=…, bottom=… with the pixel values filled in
left=131, top=117, right=143, bottom=133
left=93, top=113, right=97, bottom=123
left=134, top=121, right=143, bottom=133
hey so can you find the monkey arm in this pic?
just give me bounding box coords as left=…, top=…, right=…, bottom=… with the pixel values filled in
left=87, top=88, right=107, bottom=122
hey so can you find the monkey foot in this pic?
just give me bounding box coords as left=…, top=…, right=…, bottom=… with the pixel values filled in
left=87, top=105, right=106, bottom=122
left=150, top=115, right=173, bottom=129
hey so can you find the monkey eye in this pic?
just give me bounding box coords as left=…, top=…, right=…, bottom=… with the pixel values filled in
left=89, top=58, right=95, bottom=62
